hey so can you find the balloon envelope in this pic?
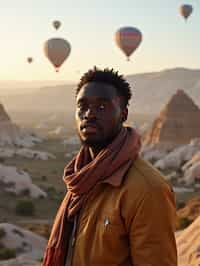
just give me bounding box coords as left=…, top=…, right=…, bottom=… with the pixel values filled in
left=180, top=4, right=193, bottom=20
left=27, top=57, right=33, bottom=63
left=53, top=20, right=61, bottom=30
left=44, top=38, right=71, bottom=71
left=115, top=26, right=142, bottom=60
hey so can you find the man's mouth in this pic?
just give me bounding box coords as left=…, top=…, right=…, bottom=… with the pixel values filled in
left=81, top=123, right=99, bottom=134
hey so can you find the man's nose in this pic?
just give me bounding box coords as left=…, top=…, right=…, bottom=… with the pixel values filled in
left=84, top=107, right=97, bottom=119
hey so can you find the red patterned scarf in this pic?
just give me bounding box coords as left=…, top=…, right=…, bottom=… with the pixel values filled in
left=42, top=127, right=141, bottom=266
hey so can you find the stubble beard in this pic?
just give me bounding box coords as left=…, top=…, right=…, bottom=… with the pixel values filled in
left=77, top=126, right=122, bottom=151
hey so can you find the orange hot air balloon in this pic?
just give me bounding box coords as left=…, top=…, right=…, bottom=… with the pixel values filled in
left=53, top=20, right=61, bottom=30
left=115, top=26, right=142, bottom=61
left=27, top=57, right=33, bottom=64
left=43, top=38, right=71, bottom=72
left=180, top=4, right=193, bottom=21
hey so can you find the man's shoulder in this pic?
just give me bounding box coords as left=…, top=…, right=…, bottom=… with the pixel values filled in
left=118, top=157, right=176, bottom=227
left=124, top=156, right=172, bottom=193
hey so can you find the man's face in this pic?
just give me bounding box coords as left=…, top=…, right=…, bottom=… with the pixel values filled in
left=75, top=82, right=127, bottom=149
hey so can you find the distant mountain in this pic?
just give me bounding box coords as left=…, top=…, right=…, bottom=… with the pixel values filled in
left=0, top=80, right=69, bottom=89
left=0, top=80, right=70, bottom=95
left=1, top=84, right=75, bottom=113
left=126, top=67, right=200, bottom=114
left=1, top=68, right=200, bottom=114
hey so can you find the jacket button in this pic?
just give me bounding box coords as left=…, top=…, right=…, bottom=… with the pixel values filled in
left=72, top=237, right=76, bottom=246
left=104, top=218, right=110, bottom=226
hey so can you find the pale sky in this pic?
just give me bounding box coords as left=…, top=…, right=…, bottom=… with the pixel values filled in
left=0, top=0, right=199, bottom=82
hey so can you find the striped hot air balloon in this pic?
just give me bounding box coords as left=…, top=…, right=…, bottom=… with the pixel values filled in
left=180, top=4, right=193, bottom=21
left=115, top=26, right=142, bottom=61
left=43, top=38, right=71, bottom=72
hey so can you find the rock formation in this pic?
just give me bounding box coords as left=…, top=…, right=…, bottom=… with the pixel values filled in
left=0, top=223, right=46, bottom=261
left=0, top=164, right=47, bottom=198
left=144, top=90, right=200, bottom=145
left=0, top=103, right=41, bottom=147
left=177, top=197, right=200, bottom=223
left=0, top=255, right=40, bottom=266
left=177, top=215, right=200, bottom=266
left=0, top=104, right=10, bottom=122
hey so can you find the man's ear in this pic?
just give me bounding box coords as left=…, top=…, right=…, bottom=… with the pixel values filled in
left=121, top=107, right=128, bottom=123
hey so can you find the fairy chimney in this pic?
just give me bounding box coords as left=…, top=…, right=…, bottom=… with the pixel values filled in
left=0, top=103, right=10, bottom=122
left=143, top=89, right=200, bottom=145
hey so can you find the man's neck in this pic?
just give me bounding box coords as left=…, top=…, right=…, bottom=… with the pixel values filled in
left=88, top=127, right=123, bottom=160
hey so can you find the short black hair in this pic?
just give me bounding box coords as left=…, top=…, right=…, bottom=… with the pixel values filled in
left=76, top=67, right=132, bottom=107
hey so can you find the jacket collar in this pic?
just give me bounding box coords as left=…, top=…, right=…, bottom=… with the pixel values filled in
left=102, top=161, right=133, bottom=187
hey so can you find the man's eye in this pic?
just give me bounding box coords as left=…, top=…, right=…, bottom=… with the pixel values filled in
left=98, top=104, right=106, bottom=111
left=77, top=104, right=85, bottom=109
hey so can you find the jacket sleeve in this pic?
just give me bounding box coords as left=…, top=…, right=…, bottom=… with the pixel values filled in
left=127, top=182, right=177, bottom=266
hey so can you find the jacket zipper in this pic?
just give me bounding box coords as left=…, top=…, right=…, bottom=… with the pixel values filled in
left=65, top=214, right=78, bottom=266
left=65, top=184, right=101, bottom=266
left=65, top=194, right=90, bottom=266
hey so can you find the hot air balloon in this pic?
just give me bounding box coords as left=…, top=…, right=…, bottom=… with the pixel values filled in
left=115, top=26, right=142, bottom=61
left=52, top=20, right=61, bottom=30
left=43, top=38, right=71, bottom=72
left=27, top=57, right=33, bottom=64
left=180, top=4, right=193, bottom=21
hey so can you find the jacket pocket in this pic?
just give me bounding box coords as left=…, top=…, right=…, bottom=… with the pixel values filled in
left=90, top=212, right=128, bottom=265
left=100, top=215, right=123, bottom=237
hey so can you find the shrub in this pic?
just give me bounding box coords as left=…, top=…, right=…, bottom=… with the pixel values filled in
left=0, top=248, right=16, bottom=260
left=0, top=228, right=6, bottom=239
left=177, top=217, right=191, bottom=230
left=46, top=185, right=56, bottom=194
left=24, top=223, right=51, bottom=239
left=20, top=188, right=30, bottom=197
left=38, top=257, right=44, bottom=262
left=54, top=194, right=64, bottom=204
left=0, top=157, right=5, bottom=163
left=41, top=175, right=47, bottom=181
left=177, top=201, right=186, bottom=210
left=15, top=199, right=35, bottom=216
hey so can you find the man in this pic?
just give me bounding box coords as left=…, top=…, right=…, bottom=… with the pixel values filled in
left=42, top=67, right=177, bottom=266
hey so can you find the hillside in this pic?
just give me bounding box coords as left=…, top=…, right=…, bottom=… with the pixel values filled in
left=1, top=68, right=200, bottom=114
left=126, top=67, right=200, bottom=114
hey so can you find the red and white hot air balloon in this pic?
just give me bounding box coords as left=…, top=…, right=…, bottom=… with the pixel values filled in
left=115, top=26, right=142, bottom=61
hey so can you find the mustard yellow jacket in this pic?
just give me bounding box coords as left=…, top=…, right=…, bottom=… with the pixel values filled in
left=68, top=157, right=177, bottom=266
